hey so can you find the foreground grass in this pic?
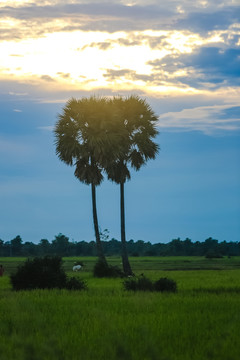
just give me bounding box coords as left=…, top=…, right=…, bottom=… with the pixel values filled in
left=0, top=257, right=240, bottom=360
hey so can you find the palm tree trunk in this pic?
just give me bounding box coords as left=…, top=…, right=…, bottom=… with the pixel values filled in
left=120, top=181, right=133, bottom=276
left=91, top=183, right=107, bottom=263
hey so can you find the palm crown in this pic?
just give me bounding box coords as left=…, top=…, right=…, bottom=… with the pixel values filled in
left=55, top=96, right=123, bottom=185
left=105, top=95, right=159, bottom=183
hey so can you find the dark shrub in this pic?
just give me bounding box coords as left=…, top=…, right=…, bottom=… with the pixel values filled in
left=65, top=277, right=87, bottom=290
left=154, top=277, right=177, bottom=292
left=10, top=256, right=87, bottom=291
left=93, top=259, right=124, bottom=278
left=10, top=256, right=67, bottom=291
left=123, top=276, right=153, bottom=291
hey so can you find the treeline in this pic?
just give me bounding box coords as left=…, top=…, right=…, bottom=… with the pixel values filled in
left=0, top=234, right=239, bottom=257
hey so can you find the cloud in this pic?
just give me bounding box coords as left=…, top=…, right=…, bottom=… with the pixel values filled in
left=0, top=2, right=176, bottom=38
left=57, top=72, right=71, bottom=79
left=37, top=126, right=54, bottom=131
left=0, top=3, right=173, bottom=21
left=9, top=91, right=28, bottom=96
left=0, top=1, right=239, bottom=44
left=13, top=109, right=22, bottom=112
left=148, top=46, right=240, bottom=89
left=158, top=104, right=240, bottom=134
left=175, top=6, right=240, bottom=33
left=40, top=75, right=55, bottom=82
left=103, top=68, right=154, bottom=83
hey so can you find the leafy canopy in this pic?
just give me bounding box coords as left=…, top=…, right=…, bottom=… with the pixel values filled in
left=54, top=96, right=124, bottom=186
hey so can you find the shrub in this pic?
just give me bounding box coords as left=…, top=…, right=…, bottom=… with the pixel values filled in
left=65, top=277, right=87, bottom=290
left=123, top=276, right=177, bottom=292
left=10, top=256, right=87, bottom=291
left=93, top=259, right=124, bottom=278
left=154, top=277, right=177, bottom=292
left=123, top=276, right=153, bottom=291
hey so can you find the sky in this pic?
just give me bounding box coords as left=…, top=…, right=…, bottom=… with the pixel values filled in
left=0, top=0, right=240, bottom=244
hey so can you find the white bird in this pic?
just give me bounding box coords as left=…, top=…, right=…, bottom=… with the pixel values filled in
left=72, top=265, right=82, bottom=272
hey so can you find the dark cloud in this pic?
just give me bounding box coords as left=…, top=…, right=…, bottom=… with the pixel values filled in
left=103, top=68, right=155, bottom=83
left=57, top=72, right=70, bottom=78
left=40, top=75, right=55, bottom=82
left=1, top=2, right=239, bottom=38
left=175, top=6, right=240, bottom=33
left=185, top=47, right=240, bottom=79
left=82, top=41, right=112, bottom=50
left=149, top=46, right=240, bottom=89
left=0, top=3, right=173, bottom=21
left=103, top=68, right=133, bottom=80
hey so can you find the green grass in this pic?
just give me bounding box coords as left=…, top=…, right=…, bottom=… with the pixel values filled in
left=1, top=257, right=240, bottom=360
left=1, top=255, right=240, bottom=275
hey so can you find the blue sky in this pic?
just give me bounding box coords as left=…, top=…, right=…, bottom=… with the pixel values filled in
left=0, top=0, right=240, bottom=244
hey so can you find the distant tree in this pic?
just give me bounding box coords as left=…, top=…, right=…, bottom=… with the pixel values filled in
left=0, top=239, right=4, bottom=256
left=105, top=96, right=159, bottom=275
left=52, top=233, right=71, bottom=256
left=54, top=97, right=120, bottom=263
left=10, top=235, right=23, bottom=256
left=39, top=239, right=51, bottom=255
left=183, top=238, right=193, bottom=256
left=22, top=242, right=38, bottom=256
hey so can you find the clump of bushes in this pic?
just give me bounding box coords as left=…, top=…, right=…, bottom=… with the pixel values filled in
left=93, top=259, right=124, bottom=278
left=123, top=276, right=153, bottom=291
left=65, top=277, right=87, bottom=291
left=153, top=277, right=177, bottom=292
left=123, top=275, right=177, bottom=293
left=10, top=256, right=87, bottom=291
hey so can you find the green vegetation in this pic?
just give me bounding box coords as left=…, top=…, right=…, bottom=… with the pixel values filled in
left=93, top=258, right=124, bottom=278
left=1, top=257, right=240, bottom=360
left=10, top=256, right=87, bottom=291
left=1, top=235, right=239, bottom=258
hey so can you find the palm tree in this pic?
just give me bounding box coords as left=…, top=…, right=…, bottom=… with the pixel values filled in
left=106, top=96, right=159, bottom=275
left=54, top=96, right=118, bottom=263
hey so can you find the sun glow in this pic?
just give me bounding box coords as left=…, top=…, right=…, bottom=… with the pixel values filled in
left=0, top=27, right=227, bottom=94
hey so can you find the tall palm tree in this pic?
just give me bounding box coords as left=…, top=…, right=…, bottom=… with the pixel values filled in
left=106, top=96, right=159, bottom=275
left=54, top=96, right=119, bottom=263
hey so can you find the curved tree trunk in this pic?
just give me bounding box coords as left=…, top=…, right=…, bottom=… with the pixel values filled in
left=120, top=181, right=133, bottom=276
left=91, top=183, right=107, bottom=263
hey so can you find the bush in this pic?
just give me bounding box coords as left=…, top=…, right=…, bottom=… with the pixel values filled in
left=123, top=276, right=153, bottom=291
left=123, top=276, right=177, bottom=292
left=93, top=259, right=124, bottom=278
left=154, top=277, right=177, bottom=292
left=10, top=256, right=87, bottom=291
left=65, top=277, right=87, bottom=290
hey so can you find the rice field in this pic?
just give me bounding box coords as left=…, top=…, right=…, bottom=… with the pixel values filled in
left=0, top=256, right=240, bottom=360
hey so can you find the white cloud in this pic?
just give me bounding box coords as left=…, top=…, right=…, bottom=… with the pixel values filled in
left=37, top=126, right=54, bottom=131
left=9, top=91, right=28, bottom=96
left=158, top=104, right=240, bottom=134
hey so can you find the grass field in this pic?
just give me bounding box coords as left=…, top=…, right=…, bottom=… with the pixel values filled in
left=0, top=256, right=240, bottom=360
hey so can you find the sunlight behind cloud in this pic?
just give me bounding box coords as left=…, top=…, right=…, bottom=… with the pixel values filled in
left=0, top=27, right=229, bottom=95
